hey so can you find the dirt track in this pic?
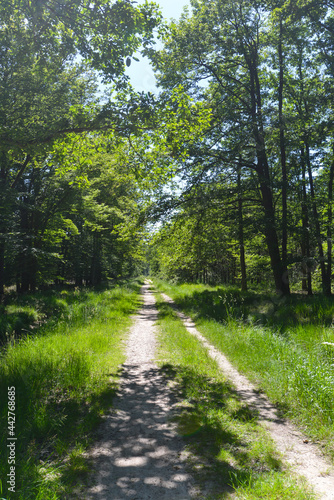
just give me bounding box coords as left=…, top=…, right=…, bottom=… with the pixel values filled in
left=161, top=291, right=334, bottom=499
left=85, top=284, right=197, bottom=499
left=85, top=284, right=334, bottom=499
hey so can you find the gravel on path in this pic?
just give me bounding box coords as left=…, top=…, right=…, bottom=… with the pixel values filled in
left=85, top=284, right=197, bottom=500
left=160, top=292, right=334, bottom=500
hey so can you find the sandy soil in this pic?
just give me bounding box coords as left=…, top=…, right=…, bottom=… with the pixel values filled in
left=85, top=284, right=197, bottom=499
left=160, top=292, right=334, bottom=499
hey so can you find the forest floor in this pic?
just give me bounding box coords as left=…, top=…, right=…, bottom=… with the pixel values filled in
left=83, top=283, right=334, bottom=499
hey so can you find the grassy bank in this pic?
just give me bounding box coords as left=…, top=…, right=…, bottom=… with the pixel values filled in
left=153, top=280, right=334, bottom=459
left=153, top=288, right=314, bottom=499
left=0, top=280, right=142, bottom=499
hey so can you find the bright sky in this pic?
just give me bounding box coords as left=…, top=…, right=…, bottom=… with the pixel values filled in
left=125, top=0, right=190, bottom=92
left=153, top=0, right=190, bottom=20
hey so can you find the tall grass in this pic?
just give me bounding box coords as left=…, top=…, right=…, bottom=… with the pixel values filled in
left=0, top=280, right=142, bottom=499
left=153, top=279, right=334, bottom=458
left=154, top=291, right=315, bottom=499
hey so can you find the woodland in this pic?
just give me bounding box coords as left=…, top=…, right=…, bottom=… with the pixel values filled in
left=1, top=0, right=334, bottom=297
left=2, top=2, right=334, bottom=498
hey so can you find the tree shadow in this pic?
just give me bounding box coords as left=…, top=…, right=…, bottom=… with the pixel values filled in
left=159, top=364, right=282, bottom=497
left=0, top=357, right=124, bottom=498
left=80, top=362, right=282, bottom=500
left=168, top=287, right=334, bottom=333
left=0, top=284, right=141, bottom=346
left=81, top=364, right=198, bottom=499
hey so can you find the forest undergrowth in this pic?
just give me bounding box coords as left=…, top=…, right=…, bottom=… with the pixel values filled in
left=0, top=280, right=142, bottom=500
left=153, top=279, right=334, bottom=460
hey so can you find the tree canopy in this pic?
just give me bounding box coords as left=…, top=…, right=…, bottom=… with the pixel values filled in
left=2, top=0, right=334, bottom=296
left=146, top=0, right=334, bottom=295
left=0, top=0, right=160, bottom=294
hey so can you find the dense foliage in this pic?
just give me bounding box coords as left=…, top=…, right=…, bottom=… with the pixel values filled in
left=2, top=0, right=334, bottom=296
left=0, top=0, right=160, bottom=294
left=148, top=0, right=334, bottom=295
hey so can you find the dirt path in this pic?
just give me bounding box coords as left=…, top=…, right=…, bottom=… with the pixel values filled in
left=85, top=284, right=334, bottom=499
left=85, top=284, right=197, bottom=499
left=160, top=292, right=334, bottom=500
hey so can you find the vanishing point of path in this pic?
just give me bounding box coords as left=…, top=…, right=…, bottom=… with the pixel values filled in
left=85, top=284, right=197, bottom=499
left=85, top=283, right=334, bottom=499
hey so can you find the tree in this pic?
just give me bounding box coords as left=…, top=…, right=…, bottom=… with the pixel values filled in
left=150, top=0, right=291, bottom=293
left=0, top=0, right=161, bottom=293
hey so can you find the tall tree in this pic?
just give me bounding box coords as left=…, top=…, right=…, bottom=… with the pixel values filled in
left=151, top=0, right=290, bottom=293
left=0, top=0, right=161, bottom=293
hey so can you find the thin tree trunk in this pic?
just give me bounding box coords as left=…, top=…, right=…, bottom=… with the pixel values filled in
left=301, top=146, right=312, bottom=295
left=0, top=239, right=4, bottom=297
left=278, top=17, right=288, bottom=270
left=237, top=162, right=247, bottom=291
left=90, top=233, right=102, bottom=286
left=0, top=153, right=7, bottom=296
left=306, top=141, right=327, bottom=294
left=325, top=147, right=334, bottom=295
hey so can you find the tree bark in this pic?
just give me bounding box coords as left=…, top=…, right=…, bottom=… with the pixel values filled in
left=90, top=232, right=102, bottom=286
left=301, top=146, right=312, bottom=295
left=278, top=17, right=288, bottom=271
left=0, top=238, right=4, bottom=297
left=0, top=153, right=8, bottom=296
left=325, top=147, right=334, bottom=295
left=306, top=141, right=327, bottom=294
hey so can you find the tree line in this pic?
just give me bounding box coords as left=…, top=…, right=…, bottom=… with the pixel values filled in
left=1, top=0, right=334, bottom=296
left=0, top=0, right=159, bottom=294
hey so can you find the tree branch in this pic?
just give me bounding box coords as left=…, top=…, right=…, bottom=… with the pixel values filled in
left=11, top=155, right=31, bottom=189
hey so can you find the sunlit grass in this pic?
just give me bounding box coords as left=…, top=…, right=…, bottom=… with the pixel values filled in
left=0, top=280, right=142, bottom=499
left=153, top=279, right=334, bottom=459
left=154, top=290, right=314, bottom=499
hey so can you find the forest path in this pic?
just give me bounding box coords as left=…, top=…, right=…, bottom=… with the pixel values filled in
left=85, top=284, right=198, bottom=499
left=160, top=292, right=334, bottom=500
left=85, top=283, right=334, bottom=500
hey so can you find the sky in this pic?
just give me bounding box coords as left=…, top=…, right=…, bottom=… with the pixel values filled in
left=125, top=0, right=190, bottom=92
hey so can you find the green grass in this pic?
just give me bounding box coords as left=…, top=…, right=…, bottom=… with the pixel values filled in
left=0, top=280, right=142, bottom=499
left=153, top=279, right=334, bottom=459
left=153, top=289, right=315, bottom=499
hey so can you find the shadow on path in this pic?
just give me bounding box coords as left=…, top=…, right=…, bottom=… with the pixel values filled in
left=85, top=284, right=197, bottom=499
left=85, top=364, right=196, bottom=500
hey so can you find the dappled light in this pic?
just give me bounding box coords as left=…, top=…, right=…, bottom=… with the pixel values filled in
left=2, top=0, right=334, bottom=497
left=86, top=365, right=195, bottom=499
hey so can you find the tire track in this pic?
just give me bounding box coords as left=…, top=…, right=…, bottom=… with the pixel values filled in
left=160, top=292, right=334, bottom=499
left=85, top=284, right=197, bottom=500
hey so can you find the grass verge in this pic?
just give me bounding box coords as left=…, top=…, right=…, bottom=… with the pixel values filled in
left=0, top=279, right=142, bottom=499
left=153, top=279, right=334, bottom=459
left=153, top=288, right=315, bottom=499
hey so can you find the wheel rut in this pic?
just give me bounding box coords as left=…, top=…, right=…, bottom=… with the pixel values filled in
left=85, top=284, right=197, bottom=500
left=85, top=284, right=334, bottom=499
left=160, top=292, right=334, bottom=500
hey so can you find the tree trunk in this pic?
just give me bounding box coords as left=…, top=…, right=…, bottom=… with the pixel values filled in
left=0, top=239, right=4, bottom=297
left=301, top=146, right=312, bottom=295
left=278, top=17, right=288, bottom=271
left=306, top=141, right=327, bottom=294
left=90, top=233, right=102, bottom=286
left=247, top=46, right=290, bottom=295
left=237, top=162, right=247, bottom=291
left=0, top=153, right=8, bottom=297
left=18, top=199, right=30, bottom=293
left=325, top=147, right=334, bottom=295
